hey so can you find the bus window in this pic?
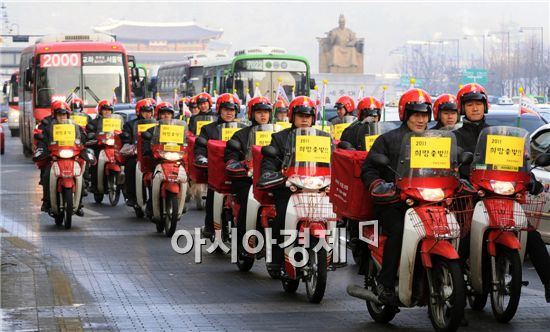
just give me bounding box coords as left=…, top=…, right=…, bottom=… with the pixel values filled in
left=82, top=53, right=127, bottom=105
left=35, top=55, right=80, bottom=107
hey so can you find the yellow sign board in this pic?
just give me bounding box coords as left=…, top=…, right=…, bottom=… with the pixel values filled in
left=196, top=120, right=211, bottom=135
left=163, top=144, right=181, bottom=152
left=159, top=125, right=185, bottom=144
left=295, top=135, right=331, bottom=163
left=276, top=121, right=292, bottom=129
left=255, top=131, right=273, bottom=146
left=410, top=137, right=451, bottom=169
left=53, top=124, right=76, bottom=146
left=364, top=135, right=380, bottom=151
left=72, top=115, right=87, bottom=127
left=137, top=123, right=156, bottom=133
left=221, top=127, right=241, bottom=142
left=102, top=118, right=122, bottom=132
left=332, top=123, right=350, bottom=140
left=485, top=135, right=525, bottom=169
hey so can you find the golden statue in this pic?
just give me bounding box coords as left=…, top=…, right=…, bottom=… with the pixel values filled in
left=318, top=15, right=364, bottom=74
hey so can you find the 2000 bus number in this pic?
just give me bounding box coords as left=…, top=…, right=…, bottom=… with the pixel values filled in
left=40, top=53, right=81, bottom=68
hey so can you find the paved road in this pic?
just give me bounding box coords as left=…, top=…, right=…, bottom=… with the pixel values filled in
left=1, top=126, right=549, bottom=331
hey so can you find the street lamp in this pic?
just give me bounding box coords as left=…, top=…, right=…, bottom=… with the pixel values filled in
left=519, top=26, right=543, bottom=62
left=463, top=33, right=486, bottom=69
left=437, top=38, right=460, bottom=69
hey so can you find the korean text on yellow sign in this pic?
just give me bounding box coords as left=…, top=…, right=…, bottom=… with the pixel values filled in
left=137, top=123, right=156, bottom=133
left=102, top=118, right=122, bottom=132
left=295, top=135, right=331, bottom=163
left=255, top=131, right=273, bottom=146
left=410, top=137, right=451, bottom=169
left=196, top=121, right=211, bottom=135
left=222, top=127, right=240, bottom=142
left=332, top=123, right=350, bottom=140
left=364, top=134, right=380, bottom=151
left=72, top=115, right=88, bottom=127
left=159, top=125, right=185, bottom=144
left=485, top=135, right=525, bottom=169
left=53, top=124, right=76, bottom=146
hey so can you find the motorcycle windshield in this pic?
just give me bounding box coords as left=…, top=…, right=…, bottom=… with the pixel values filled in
left=472, top=126, right=530, bottom=173
left=363, top=122, right=397, bottom=152
left=133, top=118, right=158, bottom=139
left=194, top=115, right=217, bottom=136
left=284, top=127, right=333, bottom=178
left=152, top=119, right=188, bottom=149
left=51, top=119, right=81, bottom=146
left=246, top=124, right=283, bottom=159
left=215, top=122, right=247, bottom=141
left=396, top=130, right=458, bottom=194
left=331, top=115, right=356, bottom=140
left=97, top=114, right=123, bottom=133
left=71, top=112, right=88, bottom=128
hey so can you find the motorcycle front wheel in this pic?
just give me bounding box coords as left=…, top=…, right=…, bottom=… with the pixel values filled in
left=305, top=239, right=328, bottom=303
left=163, top=192, right=179, bottom=237
left=490, top=246, right=522, bottom=323
left=62, top=187, right=73, bottom=229
left=428, top=257, right=465, bottom=332
left=107, top=173, right=121, bottom=206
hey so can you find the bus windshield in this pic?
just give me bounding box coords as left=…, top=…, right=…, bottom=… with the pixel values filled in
left=35, top=52, right=127, bottom=108
left=233, top=59, right=307, bottom=102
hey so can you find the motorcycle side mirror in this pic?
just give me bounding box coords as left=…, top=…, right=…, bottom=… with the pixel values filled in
left=141, top=131, right=153, bottom=141
left=34, top=133, right=44, bottom=141
left=370, top=153, right=390, bottom=168
left=262, top=145, right=279, bottom=159
left=458, top=151, right=474, bottom=166
left=226, top=139, right=241, bottom=152
left=195, top=137, right=208, bottom=148
left=86, top=132, right=96, bottom=140
left=534, top=153, right=550, bottom=167
left=337, top=141, right=354, bottom=150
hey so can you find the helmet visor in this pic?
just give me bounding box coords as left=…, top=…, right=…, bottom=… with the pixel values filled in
left=101, top=105, right=114, bottom=111
left=439, top=102, right=458, bottom=111
left=293, top=105, right=315, bottom=115
left=405, top=103, right=431, bottom=113
left=140, top=105, right=154, bottom=113
left=275, top=107, right=289, bottom=113
left=252, top=103, right=272, bottom=112
left=462, top=92, right=486, bottom=103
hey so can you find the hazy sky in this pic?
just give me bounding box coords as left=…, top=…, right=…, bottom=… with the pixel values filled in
left=4, top=1, right=550, bottom=74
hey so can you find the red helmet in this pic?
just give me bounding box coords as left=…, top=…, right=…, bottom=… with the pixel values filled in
left=51, top=100, right=72, bottom=117
left=357, top=96, right=383, bottom=119
left=196, top=92, right=213, bottom=108
left=288, top=96, right=317, bottom=123
left=178, top=97, right=186, bottom=110
left=247, top=96, right=272, bottom=120
left=97, top=99, right=114, bottom=115
left=70, top=97, right=84, bottom=113
left=215, top=93, right=240, bottom=114
left=456, top=83, right=489, bottom=115
left=145, top=97, right=157, bottom=108
left=433, top=94, right=458, bottom=121
left=154, top=102, right=174, bottom=119
left=334, top=95, right=355, bottom=114
left=398, top=88, right=432, bottom=121
left=135, top=99, right=154, bottom=117
left=274, top=99, right=289, bottom=113
left=189, top=96, right=198, bottom=108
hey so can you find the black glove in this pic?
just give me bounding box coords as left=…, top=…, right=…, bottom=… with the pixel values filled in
left=458, top=178, right=477, bottom=195
left=226, top=160, right=247, bottom=178
left=32, top=148, right=48, bottom=162
left=195, top=155, right=208, bottom=168
left=527, top=173, right=544, bottom=195
left=369, top=179, right=399, bottom=203
left=258, top=171, right=284, bottom=189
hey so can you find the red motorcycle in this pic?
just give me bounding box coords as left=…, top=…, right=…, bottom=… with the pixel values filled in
left=262, top=127, right=336, bottom=303
left=133, top=119, right=158, bottom=218
left=92, top=114, right=124, bottom=206
left=225, top=124, right=282, bottom=273
left=466, top=126, right=550, bottom=322
left=37, top=119, right=88, bottom=229
left=347, top=130, right=468, bottom=331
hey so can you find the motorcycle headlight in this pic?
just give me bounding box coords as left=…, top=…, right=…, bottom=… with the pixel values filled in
left=418, top=188, right=445, bottom=202
left=105, top=138, right=115, bottom=146
left=489, top=180, right=516, bottom=195
left=287, top=175, right=330, bottom=190
left=159, top=151, right=183, bottom=161
left=59, top=149, right=75, bottom=159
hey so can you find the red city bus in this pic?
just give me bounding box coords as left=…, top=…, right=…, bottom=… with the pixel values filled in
left=5, top=71, right=20, bottom=136
left=18, top=34, right=139, bottom=156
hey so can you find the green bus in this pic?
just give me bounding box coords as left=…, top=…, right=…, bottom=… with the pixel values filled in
left=157, top=46, right=315, bottom=103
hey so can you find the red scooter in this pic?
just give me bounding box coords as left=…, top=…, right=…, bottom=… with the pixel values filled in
left=347, top=130, right=468, bottom=331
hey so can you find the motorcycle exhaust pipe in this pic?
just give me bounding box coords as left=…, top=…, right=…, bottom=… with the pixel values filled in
left=346, top=284, right=382, bottom=305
